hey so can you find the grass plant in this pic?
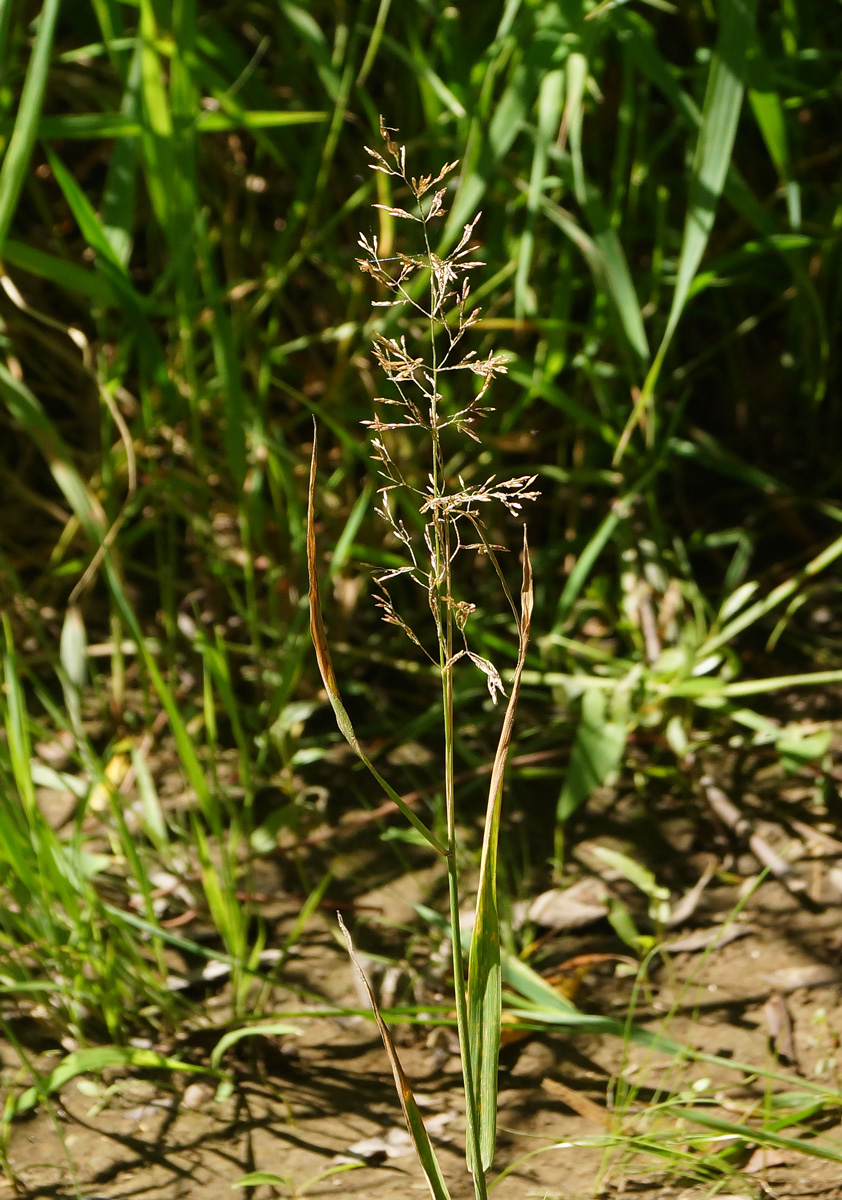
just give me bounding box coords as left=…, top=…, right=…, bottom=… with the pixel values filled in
left=1, top=0, right=842, bottom=1193
left=307, top=118, right=537, bottom=1196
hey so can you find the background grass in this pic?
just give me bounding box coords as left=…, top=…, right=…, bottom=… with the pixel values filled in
left=2, top=0, right=842, bottom=1176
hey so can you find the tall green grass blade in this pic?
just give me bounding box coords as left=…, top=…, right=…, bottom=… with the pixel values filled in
left=379, top=30, right=467, bottom=121
left=44, top=146, right=127, bottom=272
left=445, top=60, right=531, bottom=245
left=671, top=1107, right=842, bottom=1164
left=618, top=0, right=760, bottom=455
left=102, top=42, right=142, bottom=267
left=280, top=2, right=341, bottom=101
left=665, top=0, right=758, bottom=326
left=515, top=68, right=563, bottom=318
left=37, top=146, right=169, bottom=395
left=1, top=617, right=37, bottom=822
left=556, top=458, right=667, bottom=623
left=563, top=48, right=649, bottom=364
left=0, top=0, right=13, bottom=67
left=196, top=212, right=247, bottom=488
left=0, top=0, right=61, bottom=252
left=356, top=0, right=393, bottom=86
left=467, top=535, right=532, bottom=1174
left=0, top=110, right=329, bottom=138
left=1, top=361, right=219, bottom=829
left=0, top=363, right=107, bottom=544
left=2, top=239, right=115, bottom=303
left=501, top=951, right=842, bottom=1095
left=746, top=40, right=800, bottom=230
left=89, top=0, right=126, bottom=58
left=210, top=1022, right=299, bottom=1071
left=541, top=197, right=648, bottom=364
left=701, top=529, right=842, bottom=655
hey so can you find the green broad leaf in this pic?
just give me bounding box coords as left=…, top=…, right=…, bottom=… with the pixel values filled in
left=249, top=804, right=299, bottom=855
left=590, top=846, right=670, bottom=907
left=11, top=1047, right=207, bottom=1118
left=606, top=895, right=645, bottom=952
left=776, top=727, right=833, bottom=770
left=557, top=689, right=627, bottom=823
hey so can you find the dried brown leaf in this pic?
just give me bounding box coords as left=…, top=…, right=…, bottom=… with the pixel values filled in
left=338, top=914, right=452, bottom=1200
left=306, top=426, right=446, bottom=856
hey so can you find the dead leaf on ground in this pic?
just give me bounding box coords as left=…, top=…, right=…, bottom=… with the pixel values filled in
left=742, top=1145, right=803, bottom=1173
left=527, top=878, right=609, bottom=931
left=664, top=923, right=754, bottom=953
left=761, top=964, right=841, bottom=991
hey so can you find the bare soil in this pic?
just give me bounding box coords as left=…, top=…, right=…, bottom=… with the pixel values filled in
left=6, top=748, right=842, bottom=1199
left=6, top=876, right=842, bottom=1200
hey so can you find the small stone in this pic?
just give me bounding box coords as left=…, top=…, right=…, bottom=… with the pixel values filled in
left=182, top=1082, right=215, bottom=1110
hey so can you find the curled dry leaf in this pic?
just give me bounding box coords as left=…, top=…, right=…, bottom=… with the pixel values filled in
left=666, top=857, right=717, bottom=928
left=764, top=991, right=796, bottom=1064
